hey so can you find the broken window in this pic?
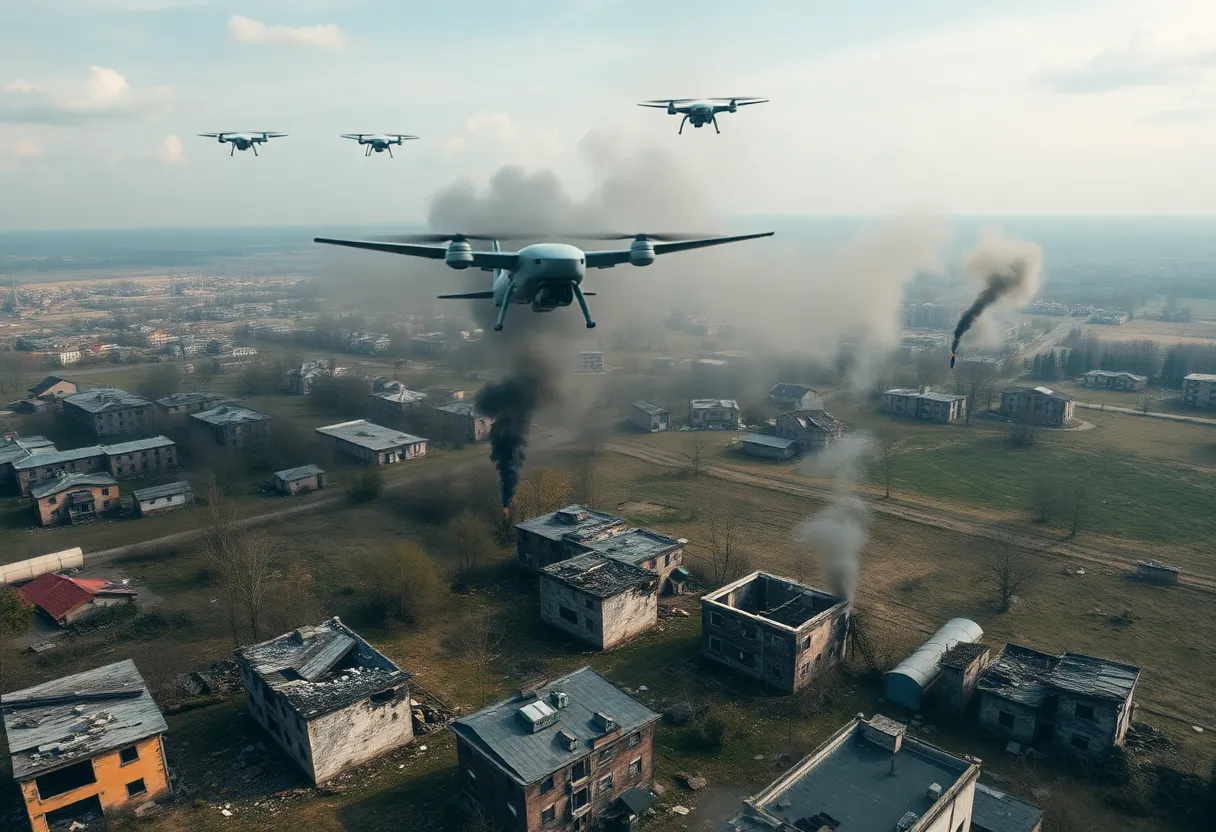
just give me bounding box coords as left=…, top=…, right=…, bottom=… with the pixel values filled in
left=710, top=612, right=723, bottom=627
left=998, top=711, right=1015, bottom=729
left=584, top=618, right=593, bottom=631
left=1071, top=735, right=1090, bottom=751
left=1075, top=703, right=1095, bottom=721
left=583, top=598, right=593, bottom=610
left=629, top=757, right=643, bottom=776
left=542, top=805, right=556, bottom=824
left=708, top=636, right=722, bottom=653
left=572, top=786, right=590, bottom=811
left=118, top=745, right=140, bottom=765
left=126, top=778, right=147, bottom=798
left=540, top=775, right=555, bottom=794
left=560, top=606, right=578, bottom=624
left=629, top=733, right=641, bottom=748
left=35, top=759, right=97, bottom=800
left=598, top=748, right=613, bottom=764
left=599, top=773, right=614, bottom=793
left=571, top=759, right=589, bottom=782
left=742, top=626, right=758, bottom=641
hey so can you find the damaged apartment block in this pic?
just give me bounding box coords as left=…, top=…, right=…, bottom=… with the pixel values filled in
left=702, top=572, right=849, bottom=693
left=540, top=554, right=660, bottom=651
left=516, top=505, right=689, bottom=595
left=2, top=660, right=171, bottom=832
left=450, top=667, right=660, bottom=832
left=234, top=617, right=413, bottom=785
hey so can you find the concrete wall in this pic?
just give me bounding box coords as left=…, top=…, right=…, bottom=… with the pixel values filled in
left=20, top=735, right=170, bottom=832
left=107, top=446, right=177, bottom=478
left=35, top=484, right=119, bottom=527
left=913, top=771, right=976, bottom=832
left=600, top=586, right=658, bottom=650
left=64, top=404, right=152, bottom=438
left=306, top=683, right=414, bottom=783
left=18, top=455, right=108, bottom=496
left=325, top=434, right=426, bottom=464
left=277, top=474, right=325, bottom=495
left=1050, top=693, right=1129, bottom=760
left=977, top=694, right=1039, bottom=746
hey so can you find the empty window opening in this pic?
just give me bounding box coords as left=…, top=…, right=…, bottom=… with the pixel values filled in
left=36, top=760, right=97, bottom=800
left=119, top=745, right=140, bottom=765
left=560, top=606, right=578, bottom=624
left=1075, top=703, right=1095, bottom=721
left=126, top=778, right=147, bottom=798
left=998, top=711, right=1015, bottom=729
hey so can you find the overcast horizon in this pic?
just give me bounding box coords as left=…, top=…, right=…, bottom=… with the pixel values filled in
left=5, top=1, right=1216, bottom=230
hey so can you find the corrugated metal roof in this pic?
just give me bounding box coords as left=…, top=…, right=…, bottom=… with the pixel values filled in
left=315, top=420, right=426, bottom=452
left=742, top=434, right=797, bottom=450
left=1184, top=373, right=1216, bottom=382
left=887, top=618, right=983, bottom=690
left=631, top=401, right=667, bottom=416
left=449, top=666, right=660, bottom=786
left=0, top=436, right=56, bottom=466
left=30, top=472, right=117, bottom=499
left=103, top=435, right=175, bottom=455
left=274, top=464, right=326, bottom=481
left=691, top=398, right=739, bottom=410
left=1049, top=653, right=1140, bottom=703
left=132, top=481, right=192, bottom=501
left=3, top=659, right=167, bottom=780
left=18, top=573, right=136, bottom=622
left=769, top=383, right=816, bottom=399
left=13, top=446, right=104, bottom=470
left=62, top=388, right=151, bottom=413
left=972, top=783, right=1044, bottom=832
left=437, top=402, right=480, bottom=417
left=977, top=644, right=1061, bottom=707
left=191, top=404, right=271, bottom=426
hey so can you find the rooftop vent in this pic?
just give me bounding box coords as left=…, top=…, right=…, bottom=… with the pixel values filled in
left=863, top=715, right=906, bottom=754
left=926, top=782, right=942, bottom=801
left=593, top=712, right=617, bottom=733
left=518, top=700, right=559, bottom=733
left=555, top=729, right=578, bottom=751
left=549, top=691, right=569, bottom=710
left=556, top=508, right=588, bottom=524
left=895, top=811, right=919, bottom=831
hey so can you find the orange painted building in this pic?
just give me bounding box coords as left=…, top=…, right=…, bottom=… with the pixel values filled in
left=2, top=660, right=171, bottom=832
left=29, top=473, right=119, bottom=527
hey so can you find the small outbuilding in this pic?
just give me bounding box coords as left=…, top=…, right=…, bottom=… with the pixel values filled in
left=630, top=401, right=670, bottom=433
left=884, top=618, right=984, bottom=711
left=1134, top=560, right=1180, bottom=585
left=132, top=481, right=194, bottom=517
left=19, top=572, right=137, bottom=626
left=740, top=433, right=798, bottom=460
left=273, top=464, right=328, bottom=495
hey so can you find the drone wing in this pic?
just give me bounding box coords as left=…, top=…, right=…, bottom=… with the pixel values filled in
left=197, top=133, right=226, bottom=138
left=313, top=238, right=517, bottom=270
left=584, top=232, right=774, bottom=269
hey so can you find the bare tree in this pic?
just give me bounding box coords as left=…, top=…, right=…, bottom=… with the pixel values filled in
left=1029, top=480, right=1057, bottom=525
left=872, top=431, right=901, bottom=499
left=458, top=616, right=503, bottom=707
left=266, top=564, right=323, bottom=634
left=510, top=467, right=573, bottom=520
left=983, top=535, right=1036, bottom=613
left=684, top=435, right=710, bottom=477
left=378, top=542, right=448, bottom=623
left=446, top=510, right=494, bottom=589
left=1066, top=484, right=1088, bottom=538
left=571, top=428, right=607, bottom=509
left=201, top=476, right=278, bottom=644
left=705, top=507, right=752, bottom=585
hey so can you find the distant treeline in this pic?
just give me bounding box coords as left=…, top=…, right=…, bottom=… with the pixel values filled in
left=1031, top=328, right=1216, bottom=386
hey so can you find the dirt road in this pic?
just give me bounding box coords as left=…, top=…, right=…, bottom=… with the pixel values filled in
left=1075, top=401, right=1216, bottom=427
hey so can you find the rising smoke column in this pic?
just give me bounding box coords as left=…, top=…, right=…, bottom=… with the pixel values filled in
left=794, top=435, right=873, bottom=602
left=475, top=349, right=558, bottom=511
left=950, top=229, right=1044, bottom=367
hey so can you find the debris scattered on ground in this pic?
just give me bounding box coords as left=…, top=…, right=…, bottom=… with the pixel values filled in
left=1126, top=722, right=1176, bottom=754
left=1031, top=788, right=1052, bottom=802
left=671, top=805, right=691, bottom=816
left=675, top=772, right=707, bottom=791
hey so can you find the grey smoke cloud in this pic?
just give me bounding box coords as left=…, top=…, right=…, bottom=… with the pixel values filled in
left=794, top=434, right=873, bottom=602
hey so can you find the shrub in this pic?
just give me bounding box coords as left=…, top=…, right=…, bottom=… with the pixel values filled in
left=347, top=467, right=384, bottom=503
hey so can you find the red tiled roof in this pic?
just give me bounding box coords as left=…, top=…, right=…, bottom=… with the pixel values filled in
left=18, top=573, right=135, bottom=622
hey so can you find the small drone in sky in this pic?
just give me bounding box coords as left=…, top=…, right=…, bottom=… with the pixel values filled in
left=638, top=97, right=769, bottom=134
left=340, top=134, right=420, bottom=157
left=197, top=132, right=287, bottom=156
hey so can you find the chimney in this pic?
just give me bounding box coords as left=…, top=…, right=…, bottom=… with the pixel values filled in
left=926, top=783, right=942, bottom=801
left=549, top=691, right=569, bottom=709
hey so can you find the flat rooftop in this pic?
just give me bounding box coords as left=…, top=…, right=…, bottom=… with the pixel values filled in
left=586, top=528, right=682, bottom=567
left=2, top=659, right=167, bottom=780
left=436, top=402, right=480, bottom=417
left=515, top=504, right=626, bottom=543
left=705, top=572, right=844, bottom=630
left=275, top=463, right=325, bottom=481
left=103, top=435, right=175, bottom=455
left=541, top=553, right=656, bottom=598
left=62, top=387, right=151, bottom=413
left=725, top=717, right=975, bottom=832
left=315, top=420, right=426, bottom=451
left=235, top=617, right=410, bottom=720
left=972, top=783, right=1044, bottom=832
left=13, top=445, right=104, bottom=470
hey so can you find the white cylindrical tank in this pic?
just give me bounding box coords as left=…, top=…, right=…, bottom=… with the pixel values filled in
left=884, top=617, right=983, bottom=711
left=0, top=547, right=85, bottom=585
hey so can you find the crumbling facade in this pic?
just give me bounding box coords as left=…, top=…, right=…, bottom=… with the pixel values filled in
left=1182, top=373, right=1216, bottom=409
left=690, top=398, right=740, bottom=429
left=31, top=473, right=120, bottom=526
left=701, top=572, right=849, bottom=693
left=937, top=642, right=992, bottom=715
left=881, top=388, right=968, bottom=424
left=235, top=617, right=414, bottom=784
left=190, top=404, right=273, bottom=448
left=2, top=660, right=171, bottom=832
left=61, top=388, right=154, bottom=438
left=13, top=436, right=177, bottom=496
left=434, top=402, right=493, bottom=442
left=450, top=667, right=660, bottom=832
left=1083, top=370, right=1147, bottom=391
left=629, top=401, right=670, bottom=433
left=273, top=464, right=328, bottom=495
left=540, top=554, right=659, bottom=650
left=975, top=644, right=1139, bottom=761
left=775, top=409, right=845, bottom=450
left=999, top=387, right=1075, bottom=427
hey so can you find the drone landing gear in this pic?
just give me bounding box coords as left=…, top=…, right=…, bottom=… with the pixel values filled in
left=493, top=283, right=516, bottom=331
left=712, top=116, right=720, bottom=134
left=678, top=115, right=688, bottom=135
left=573, top=284, right=596, bottom=329
left=387, top=146, right=393, bottom=158
left=230, top=143, right=236, bottom=157
left=252, top=143, right=259, bottom=156
left=366, top=144, right=373, bottom=157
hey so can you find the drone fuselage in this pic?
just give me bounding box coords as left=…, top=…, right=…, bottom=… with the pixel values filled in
left=488, top=243, right=586, bottom=311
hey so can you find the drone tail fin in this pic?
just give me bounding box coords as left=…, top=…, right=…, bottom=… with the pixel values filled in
left=437, top=291, right=495, bottom=300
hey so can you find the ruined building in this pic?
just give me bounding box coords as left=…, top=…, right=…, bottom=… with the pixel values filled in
left=450, top=667, right=660, bottom=832
left=701, top=572, right=850, bottom=693
left=235, top=617, right=413, bottom=784
left=884, top=618, right=985, bottom=712
left=975, top=644, right=1139, bottom=761
left=723, top=714, right=980, bottom=832
left=60, top=388, right=154, bottom=438
left=540, top=554, right=659, bottom=651
left=2, top=660, right=171, bottom=832
left=516, top=506, right=688, bottom=594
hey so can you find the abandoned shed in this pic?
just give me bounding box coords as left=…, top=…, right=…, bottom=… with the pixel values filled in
left=19, top=572, right=137, bottom=626
left=689, top=398, right=740, bottom=429
left=723, top=714, right=980, bottom=832
left=234, top=617, right=414, bottom=784
left=132, top=481, right=194, bottom=517
left=2, top=660, right=171, bottom=832
left=740, top=433, right=798, bottom=460
left=629, top=401, right=670, bottom=433
left=976, top=644, right=1140, bottom=761
left=539, top=553, right=659, bottom=651
left=971, top=783, right=1045, bottom=832
left=273, top=464, right=328, bottom=495
left=1135, top=560, right=1180, bottom=584
left=701, top=572, right=849, bottom=693
left=449, top=666, right=660, bottom=832
left=884, top=618, right=984, bottom=711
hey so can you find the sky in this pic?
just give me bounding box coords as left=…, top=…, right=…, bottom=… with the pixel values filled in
left=3, top=0, right=1216, bottom=229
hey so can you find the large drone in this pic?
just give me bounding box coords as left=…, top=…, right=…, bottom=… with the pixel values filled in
left=314, top=231, right=774, bottom=331
left=198, top=132, right=287, bottom=156
left=341, top=133, right=420, bottom=157
left=638, top=98, right=769, bottom=134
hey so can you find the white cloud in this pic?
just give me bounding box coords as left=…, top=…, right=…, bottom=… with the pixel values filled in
left=0, top=66, right=162, bottom=125
left=440, top=113, right=563, bottom=165
left=14, top=139, right=42, bottom=158
left=227, top=14, right=349, bottom=50
left=1039, top=34, right=1216, bottom=94
left=156, top=134, right=183, bottom=163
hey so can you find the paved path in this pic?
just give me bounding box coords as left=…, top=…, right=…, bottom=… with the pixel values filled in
left=1075, top=400, right=1216, bottom=427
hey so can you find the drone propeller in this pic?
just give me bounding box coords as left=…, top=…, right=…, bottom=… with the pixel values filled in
left=639, top=99, right=695, bottom=105
left=379, top=233, right=507, bottom=243
left=570, top=232, right=718, bottom=242
left=712, top=97, right=769, bottom=102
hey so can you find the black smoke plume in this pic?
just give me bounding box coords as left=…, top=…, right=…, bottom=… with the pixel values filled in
left=475, top=350, right=558, bottom=508
left=949, top=231, right=1043, bottom=367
